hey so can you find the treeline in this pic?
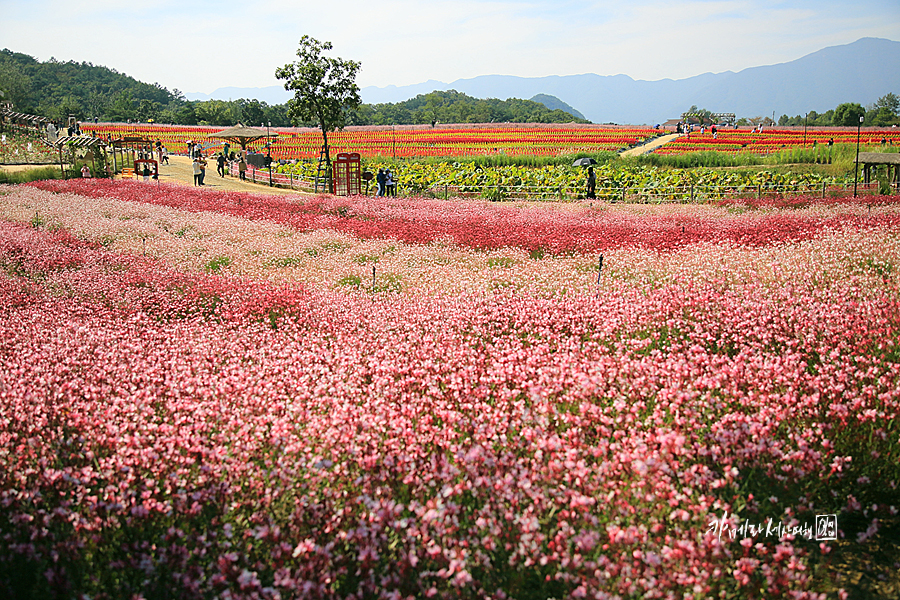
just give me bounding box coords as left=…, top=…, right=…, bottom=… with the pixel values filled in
left=345, top=90, right=589, bottom=125
left=0, top=51, right=587, bottom=127
left=0, top=49, right=178, bottom=122
left=776, top=95, right=899, bottom=127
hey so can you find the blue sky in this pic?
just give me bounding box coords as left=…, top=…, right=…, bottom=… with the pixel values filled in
left=2, top=0, right=898, bottom=95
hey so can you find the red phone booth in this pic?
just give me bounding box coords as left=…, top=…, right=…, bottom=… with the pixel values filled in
left=133, top=158, right=158, bottom=180
left=332, top=152, right=361, bottom=196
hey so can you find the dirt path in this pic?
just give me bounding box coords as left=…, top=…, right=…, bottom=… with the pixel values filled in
left=124, top=155, right=308, bottom=196
left=620, top=133, right=681, bottom=157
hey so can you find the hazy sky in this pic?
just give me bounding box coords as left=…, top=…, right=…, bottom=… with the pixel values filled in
left=2, top=0, right=899, bottom=94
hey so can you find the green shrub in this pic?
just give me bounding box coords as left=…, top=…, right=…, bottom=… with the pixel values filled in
left=204, top=256, right=231, bottom=273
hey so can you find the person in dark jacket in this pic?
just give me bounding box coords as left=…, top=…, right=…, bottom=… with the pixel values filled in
left=376, top=168, right=386, bottom=197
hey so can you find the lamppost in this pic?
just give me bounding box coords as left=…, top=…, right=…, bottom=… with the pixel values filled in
left=853, top=114, right=863, bottom=197
left=266, top=121, right=272, bottom=187
left=803, top=112, right=808, bottom=146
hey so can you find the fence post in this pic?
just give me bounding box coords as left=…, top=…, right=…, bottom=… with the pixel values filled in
left=445, top=184, right=448, bottom=200
left=690, top=184, right=694, bottom=202
left=757, top=184, right=761, bottom=200
left=822, top=182, right=826, bottom=198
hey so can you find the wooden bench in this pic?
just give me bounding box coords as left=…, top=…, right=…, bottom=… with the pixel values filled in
left=119, top=168, right=135, bottom=179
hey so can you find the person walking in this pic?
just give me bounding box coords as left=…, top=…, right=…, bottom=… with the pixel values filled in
left=192, top=157, right=202, bottom=186
left=376, top=168, right=386, bottom=197
left=386, top=169, right=395, bottom=196
left=217, top=153, right=226, bottom=177
left=199, top=156, right=207, bottom=185
left=238, top=155, right=247, bottom=181
left=586, top=166, right=596, bottom=199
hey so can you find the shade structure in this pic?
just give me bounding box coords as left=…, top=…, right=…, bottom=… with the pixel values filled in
left=207, top=123, right=277, bottom=152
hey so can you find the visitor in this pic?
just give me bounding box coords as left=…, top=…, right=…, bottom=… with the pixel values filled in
left=238, top=155, right=247, bottom=181
left=217, top=153, right=226, bottom=177
left=199, top=156, right=207, bottom=185
left=386, top=170, right=395, bottom=196
left=81, top=165, right=91, bottom=178
left=376, top=168, right=386, bottom=196
left=161, top=147, right=169, bottom=165
left=586, top=167, right=596, bottom=199
left=142, top=164, right=151, bottom=182
left=192, top=157, right=201, bottom=186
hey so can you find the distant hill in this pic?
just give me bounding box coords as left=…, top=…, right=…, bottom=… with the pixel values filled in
left=0, top=48, right=179, bottom=121
left=359, top=38, right=900, bottom=124
left=346, top=90, right=590, bottom=126
left=5, top=37, right=898, bottom=127
left=530, top=94, right=585, bottom=120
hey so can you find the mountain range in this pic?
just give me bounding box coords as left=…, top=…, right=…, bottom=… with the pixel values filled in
left=186, top=37, right=900, bottom=125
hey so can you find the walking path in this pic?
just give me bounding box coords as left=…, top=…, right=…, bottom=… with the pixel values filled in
left=125, top=155, right=306, bottom=196
left=620, top=133, right=681, bottom=157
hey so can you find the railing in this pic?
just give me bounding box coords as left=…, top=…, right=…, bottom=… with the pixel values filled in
left=231, top=162, right=315, bottom=190
left=218, top=164, right=897, bottom=202
left=420, top=181, right=895, bottom=202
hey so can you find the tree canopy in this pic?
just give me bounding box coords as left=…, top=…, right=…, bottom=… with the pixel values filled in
left=275, top=36, right=362, bottom=191
left=346, top=90, right=589, bottom=126
left=275, top=36, right=361, bottom=141
left=833, top=102, right=866, bottom=126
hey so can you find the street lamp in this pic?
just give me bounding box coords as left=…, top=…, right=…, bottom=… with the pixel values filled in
left=265, top=121, right=272, bottom=187
left=853, top=114, right=863, bottom=197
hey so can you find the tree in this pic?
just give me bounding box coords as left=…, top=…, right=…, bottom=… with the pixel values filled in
left=0, top=58, right=32, bottom=111
left=195, top=100, right=231, bottom=126
left=873, top=92, right=899, bottom=116
left=137, top=99, right=160, bottom=123
left=275, top=36, right=361, bottom=192
left=833, top=102, right=865, bottom=126
left=869, top=93, right=899, bottom=126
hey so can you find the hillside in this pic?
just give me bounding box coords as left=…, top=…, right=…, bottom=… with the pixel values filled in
left=0, top=49, right=180, bottom=122
left=0, top=52, right=587, bottom=126
left=360, top=38, right=900, bottom=124
left=347, top=90, right=589, bottom=126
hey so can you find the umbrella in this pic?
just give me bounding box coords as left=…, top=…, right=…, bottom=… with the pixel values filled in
left=573, top=157, right=597, bottom=167
left=207, top=123, right=277, bottom=154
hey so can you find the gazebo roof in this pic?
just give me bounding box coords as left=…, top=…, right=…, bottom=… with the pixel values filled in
left=208, top=123, right=277, bottom=148
left=857, top=152, right=900, bottom=165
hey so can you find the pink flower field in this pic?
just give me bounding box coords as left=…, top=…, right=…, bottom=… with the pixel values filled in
left=1, top=180, right=899, bottom=599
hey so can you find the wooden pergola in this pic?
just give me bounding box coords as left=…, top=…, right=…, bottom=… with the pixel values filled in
left=109, top=136, right=154, bottom=174
left=54, top=135, right=109, bottom=178
left=857, top=152, right=900, bottom=190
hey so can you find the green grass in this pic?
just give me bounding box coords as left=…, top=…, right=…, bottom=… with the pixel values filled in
left=0, top=166, right=65, bottom=184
